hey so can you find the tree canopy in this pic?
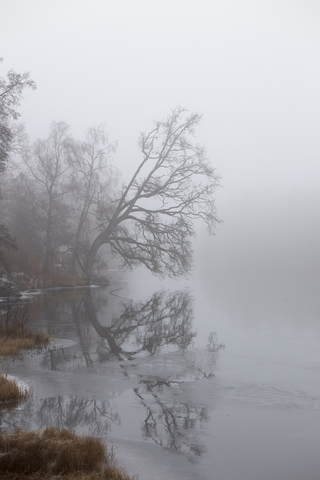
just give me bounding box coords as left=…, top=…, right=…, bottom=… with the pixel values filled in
left=0, top=59, right=35, bottom=270
left=84, top=107, right=220, bottom=278
left=0, top=58, right=36, bottom=171
left=2, top=107, right=220, bottom=279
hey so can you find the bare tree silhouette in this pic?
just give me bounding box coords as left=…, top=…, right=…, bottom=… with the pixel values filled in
left=84, top=289, right=196, bottom=360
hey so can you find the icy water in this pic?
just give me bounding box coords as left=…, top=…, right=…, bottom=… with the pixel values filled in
left=1, top=261, right=320, bottom=480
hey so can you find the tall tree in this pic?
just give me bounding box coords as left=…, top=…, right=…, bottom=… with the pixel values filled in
left=0, top=59, right=35, bottom=270
left=0, top=58, right=36, bottom=172
left=23, top=122, right=71, bottom=274
left=66, top=125, right=117, bottom=274
left=84, top=108, right=220, bottom=278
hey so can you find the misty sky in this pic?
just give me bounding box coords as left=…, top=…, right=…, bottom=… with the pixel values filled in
left=1, top=0, right=320, bottom=264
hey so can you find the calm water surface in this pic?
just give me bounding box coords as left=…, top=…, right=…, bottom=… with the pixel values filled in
left=1, top=262, right=320, bottom=480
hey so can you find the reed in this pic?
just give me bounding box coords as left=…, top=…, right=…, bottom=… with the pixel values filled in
left=0, top=373, right=30, bottom=403
left=0, top=427, right=136, bottom=479
left=0, top=299, right=51, bottom=402
left=0, top=328, right=50, bottom=357
left=0, top=296, right=51, bottom=358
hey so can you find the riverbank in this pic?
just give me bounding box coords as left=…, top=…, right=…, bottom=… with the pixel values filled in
left=0, top=272, right=88, bottom=297
left=0, top=427, right=134, bottom=479
left=0, top=269, right=110, bottom=296
left=0, top=305, right=51, bottom=404
left=0, top=300, right=135, bottom=480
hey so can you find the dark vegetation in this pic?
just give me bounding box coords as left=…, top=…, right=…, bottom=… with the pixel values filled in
left=0, top=427, right=134, bottom=480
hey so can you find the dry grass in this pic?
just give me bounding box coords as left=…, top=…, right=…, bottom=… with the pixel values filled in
left=0, top=325, right=51, bottom=358
left=0, top=427, right=135, bottom=480
left=0, top=297, right=51, bottom=359
left=0, top=374, right=30, bottom=403
left=0, top=300, right=51, bottom=403
left=0, top=312, right=135, bottom=479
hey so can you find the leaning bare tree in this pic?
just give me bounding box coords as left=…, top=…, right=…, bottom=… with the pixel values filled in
left=84, top=108, right=220, bottom=278
left=66, top=125, right=117, bottom=275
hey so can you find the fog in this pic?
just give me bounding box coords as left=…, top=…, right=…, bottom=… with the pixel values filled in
left=1, top=2, right=320, bottom=479
left=2, top=0, right=320, bottom=256
left=194, top=185, right=320, bottom=332
left=2, top=1, right=320, bottom=187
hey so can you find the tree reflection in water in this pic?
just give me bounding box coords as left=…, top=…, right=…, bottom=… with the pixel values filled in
left=0, top=396, right=120, bottom=437
left=85, top=289, right=196, bottom=360
left=134, top=377, right=210, bottom=461
left=1, top=287, right=217, bottom=461
left=40, top=288, right=197, bottom=369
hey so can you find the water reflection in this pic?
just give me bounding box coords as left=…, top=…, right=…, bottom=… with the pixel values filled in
left=134, top=378, right=209, bottom=461
left=85, top=289, right=196, bottom=359
left=40, top=288, right=197, bottom=369
left=1, top=375, right=210, bottom=462
left=1, top=286, right=217, bottom=462
left=0, top=396, right=120, bottom=436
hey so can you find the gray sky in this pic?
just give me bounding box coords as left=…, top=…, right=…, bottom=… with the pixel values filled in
left=1, top=0, right=320, bottom=258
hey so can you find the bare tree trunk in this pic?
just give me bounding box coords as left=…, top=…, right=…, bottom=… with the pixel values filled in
left=68, top=209, right=86, bottom=275
left=43, top=206, right=53, bottom=275
left=83, top=292, right=123, bottom=358
left=83, top=109, right=220, bottom=280
left=83, top=231, right=107, bottom=279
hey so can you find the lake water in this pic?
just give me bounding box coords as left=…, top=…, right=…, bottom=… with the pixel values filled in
left=1, top=258, right=320, bottom=480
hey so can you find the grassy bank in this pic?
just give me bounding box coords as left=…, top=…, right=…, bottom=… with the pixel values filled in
left=0, top=300, right=51, bottom=403
left=0, top=301, right=136, bottom=480
left=0, top=427, right=135, bottom=479
left=0, top=374, right=30, bottom=404
left=0, top=323, right=50, bottom=358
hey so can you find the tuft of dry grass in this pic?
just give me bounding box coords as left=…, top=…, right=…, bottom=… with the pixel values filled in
left=0, top=323, right=50, bottom=404
left=0, top=298, right=51, bottom=359
left=0, top=300, right=51, bottom=403
left=0, top=427, right=136, bottom=480
left=0, top=374, right=30, bottom=403
left=0, top=305, right=135, bottom=479
left=0, top=325, right=51, bottom=358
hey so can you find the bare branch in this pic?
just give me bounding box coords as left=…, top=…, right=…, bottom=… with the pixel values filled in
left=85, top=108, right=220, bottom=278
